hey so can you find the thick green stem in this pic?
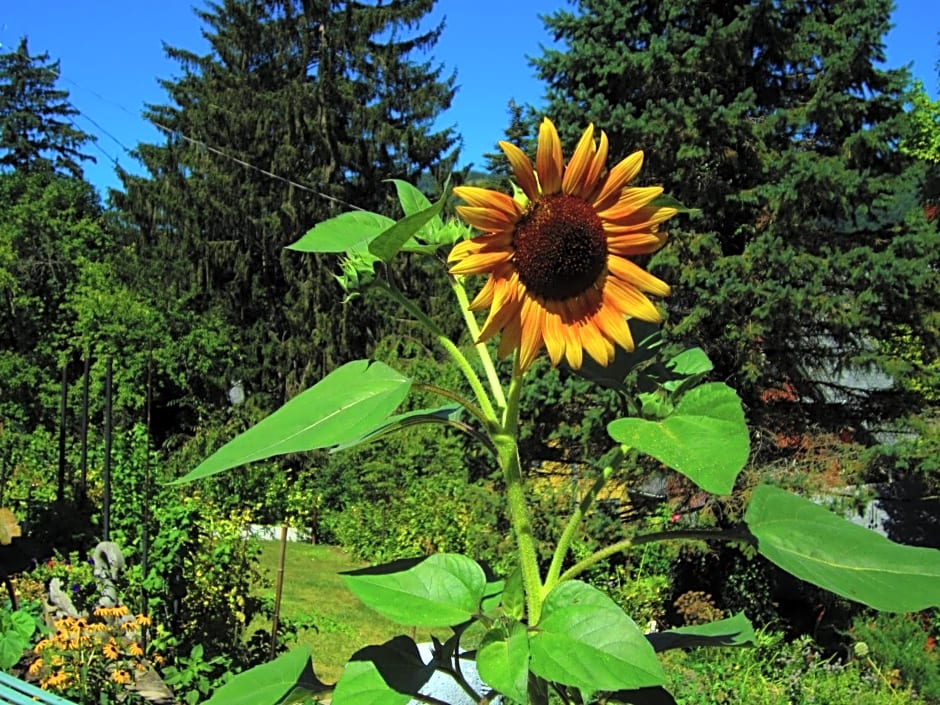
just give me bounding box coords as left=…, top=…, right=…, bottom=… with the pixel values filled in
left=449, top=274, right=507, bottom=412
left=544, top=449, right=623, bottom=593
left=379, top=283, right=498, bottom=424
left=495, top=366, right=543, bottom=624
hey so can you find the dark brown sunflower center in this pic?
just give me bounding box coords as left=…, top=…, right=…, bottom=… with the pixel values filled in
left=512, top=193, right=607, bottom=301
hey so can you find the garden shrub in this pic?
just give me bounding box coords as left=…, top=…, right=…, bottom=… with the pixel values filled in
left=851, top=610, right=940, bottom=701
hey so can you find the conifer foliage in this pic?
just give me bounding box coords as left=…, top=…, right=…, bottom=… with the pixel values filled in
left=0, top=38, right=94, bottom=177
left=533, top=0, right=940, bottom=431
left=115, top=0, right=458, bottom=410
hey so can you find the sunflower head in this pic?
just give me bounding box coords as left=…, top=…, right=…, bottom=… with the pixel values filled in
left=449, top=117, right=677, bottom=373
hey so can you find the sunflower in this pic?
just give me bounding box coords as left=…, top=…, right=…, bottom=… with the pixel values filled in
left=449, top=117, right=677, bottom=373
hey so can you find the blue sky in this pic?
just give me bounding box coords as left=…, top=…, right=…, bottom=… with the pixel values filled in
left=2, top=1, right=938, bottom=198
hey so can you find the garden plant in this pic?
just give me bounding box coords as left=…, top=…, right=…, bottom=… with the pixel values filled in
left=178, top=118, right=940, bottom=705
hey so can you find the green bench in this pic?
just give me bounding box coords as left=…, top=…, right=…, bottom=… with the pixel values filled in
left=0, top=671, right=77, bottom=705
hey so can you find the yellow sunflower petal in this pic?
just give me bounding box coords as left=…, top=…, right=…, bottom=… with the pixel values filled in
left=518, top=296, right=546, bottom=372
left=542, top=303, right=566, bottom=366
left=562, top=123, right=596, bottom=198
left=597, top=186, right=664, bottom=222
left=447, top=232, right=512, bottom=261
left=603, top=206, right=679, bottom=234
left=580, top=318, right=611, bottom=366
left=594, top=290, right=641, bottom=348
left=606, top=276, right=663, bottom=323
left=499, top=140, right=540, bottom=201
left=454, top=186, right=523, bottom=220
left=455, top=205, right=518, bottom=234
left=449, top=250, right=513, bottom=276
left=478, top=286, right=523, bottom=342
left=536, top=118, right=563, bottom=195
left=606, top=231, right=668, bottom=256
left=498, top=312, right=523, bottom=358
left=584, top=129, right=609, bottom=197
left=608, top=256, right=671, bottom=298
left=468, top=275, right=497, bottom=310
left=562, top=327, right=582, bottom=369
left=593, top=151, right=644, bottom=212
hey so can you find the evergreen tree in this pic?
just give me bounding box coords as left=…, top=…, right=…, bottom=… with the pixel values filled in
left=531, top=0, right=940, bottom=434
left=113, top=0, right=459, bottom=419
left=0, top=38, right=94, bottom=177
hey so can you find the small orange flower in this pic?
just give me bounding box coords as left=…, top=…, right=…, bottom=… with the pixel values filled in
left=27, top=658, right=43, bottom=676
left=135, top=613, right=152, bottom=627
left=111, top=669, right=131, bottom=685
left=127, top=641, right=144, bottom=657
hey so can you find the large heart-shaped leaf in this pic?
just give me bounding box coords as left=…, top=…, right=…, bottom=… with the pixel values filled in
left=333, top=636, right=433, bottom=705
left=477, top=620, right=530, bottom=703
left=342, top=553, right=487, bottom=627
left=607, top=382, right=749, bottom=494
left=288, top=211, right=394, bottom=253
left=203, top=646, right=330, bottom=705
left=745, top=484, right=940, bottom=611
left=176, top=360, right=410, bottom=482
left=529, top=581, right=665, bottom=692
left=646, top=612, right=755, bottom=652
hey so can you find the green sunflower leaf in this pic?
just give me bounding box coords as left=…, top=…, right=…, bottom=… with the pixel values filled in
left=607, top=382, right=749, bottom=494
left=369, top=178, right=451, bottom=262
left=745, top=484, right=940, bottom=612
left=333, top=636, right=433, bottom=705
left=175, top=360, right=410, bottom=483
left=288, top=211, right=394, bottom=253
left=329, top=404, right=463, bottom=453
left=477, top=620, right=530, bottom=703
left=529, top=581, right=665, bottom=692
left=202, top=646, right=330, bottom=705
left=342, top=553, right=487, bottom=628
left=645, top=613, right=755, bottom=652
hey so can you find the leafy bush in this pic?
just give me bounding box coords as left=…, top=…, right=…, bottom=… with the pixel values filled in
left=328, top=473, right=507, bottom=571
left=664, top=630, right=930, bottom=705
left=851, top=610, right=940, bottom=701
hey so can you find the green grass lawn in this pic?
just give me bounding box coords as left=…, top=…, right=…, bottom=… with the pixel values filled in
left=253, top=540, right=443, bottom=683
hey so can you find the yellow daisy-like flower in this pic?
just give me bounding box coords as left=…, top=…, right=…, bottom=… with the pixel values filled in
left=127, top=641, right=144, bottom=657
left=102, top=639, right=120, bottom=660
left=111, top=669, right=131, bottom=685
left=449, top=117, right=677, bottom=372
left=27, top=658, right=43, bottom=676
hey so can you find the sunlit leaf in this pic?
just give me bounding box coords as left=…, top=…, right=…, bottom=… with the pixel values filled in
left=477, top=620, right=529, bottom=703
left=288, top=211, right=394, bottom=253
left=646, top=613, right=755, bottom=652
left=342, top=553, right=487, bottom=628
left=329, top=405, right=462, bottom=453
left=369, top=179, right=450, bottom=261
left=332, top=637, right=433, bottom=705
left=607, top=382, right=749, bottom=494
left=529, top=581, right=665, bottom=692
left=176, top=360, right=410, bottom=482
left=203, top=646, right=330, bottom=705
left=745, top=484, right=940, bottom=611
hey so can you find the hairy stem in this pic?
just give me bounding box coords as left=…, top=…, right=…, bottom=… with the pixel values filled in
left=495, top=365, right=543, bottom=624
left=449, top=274, right=507, bottom=412
left=544, top=448, right=624, bottom=593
